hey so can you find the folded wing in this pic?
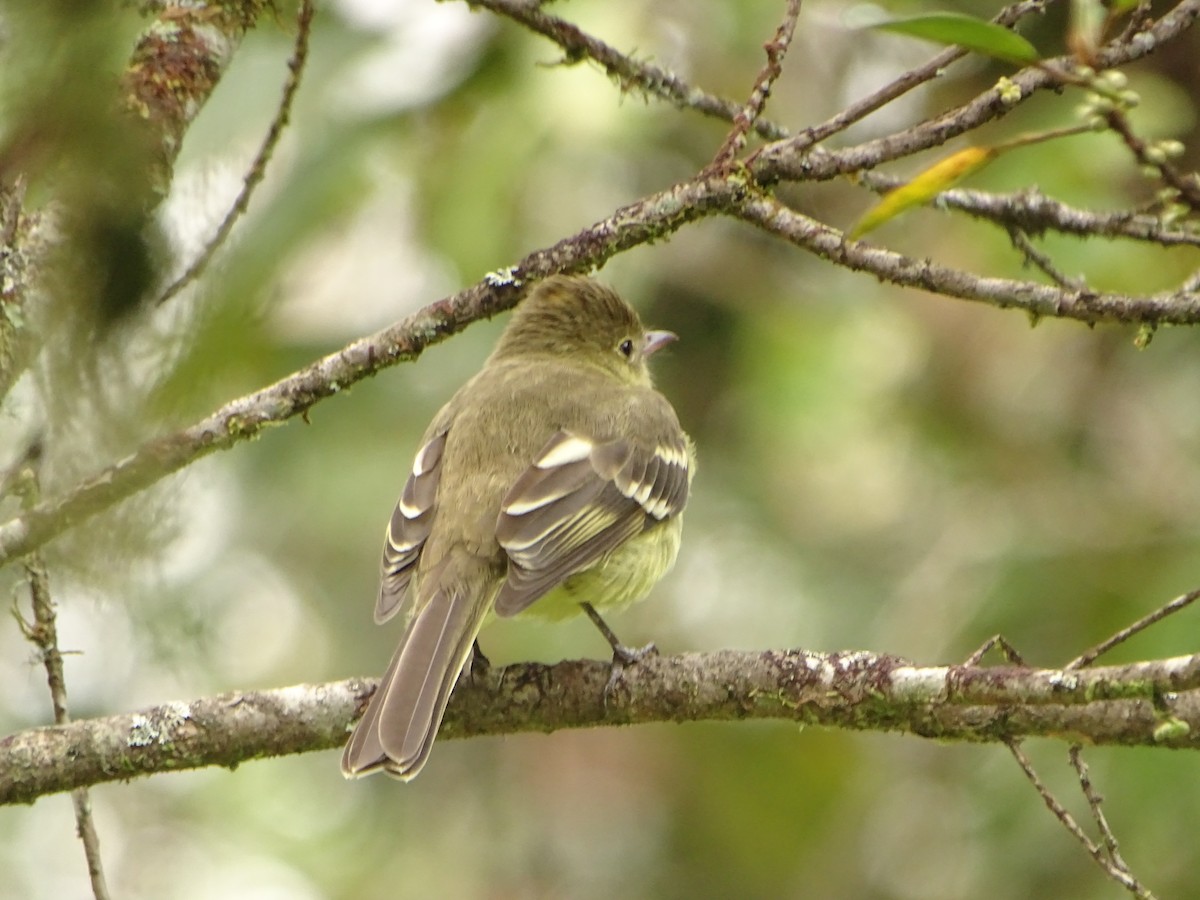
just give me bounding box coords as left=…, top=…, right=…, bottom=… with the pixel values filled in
left=494, top=429, right=689, bottom=616
left=374, top=427, right=448, bottom=624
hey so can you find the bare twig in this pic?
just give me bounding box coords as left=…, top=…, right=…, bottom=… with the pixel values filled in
left=710, top=0, right=802, bottom=168
left=1008, top=227, right=1087, bottom=290
left=1104, top=108, right=1200, bottom=211
left=467, top=0, right=789, bottom=139
left=1068, top=587, right=1200, bottom=669
left=756, top=0, right=1200, bottom=184
left=963, top=633, right=1028, bottom=667
left=1069, top=745, right=1132, bottom=872
left=790, top=0, right=1054, bottom=153
left=998, top=585, right=1198, bottom=897
left=857, top=176, right=1200, bottom=248
left=468, top=0, right=1056, bottom=156
left=732, top=191, right=1200, bottom=323
left=155, top=0, right=315, bottom=306
left=1007, top=741, right=1155, bottom=898
left=14, top=469, right=110, bottom=900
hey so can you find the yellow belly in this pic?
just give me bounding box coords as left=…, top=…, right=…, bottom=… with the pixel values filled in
left=516, top=516, right=684, bottom=622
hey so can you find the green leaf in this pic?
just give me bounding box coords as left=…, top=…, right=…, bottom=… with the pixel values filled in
left=871, top=13, right=1040, bottom=65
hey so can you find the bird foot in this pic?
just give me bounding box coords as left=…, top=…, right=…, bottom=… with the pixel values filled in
left=579, top=601, right=658, bottom=704
left=604, top=640, right=658, bottom=701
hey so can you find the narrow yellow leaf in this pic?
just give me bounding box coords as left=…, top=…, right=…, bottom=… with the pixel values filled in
left=849, top=146, right=996, bottom=239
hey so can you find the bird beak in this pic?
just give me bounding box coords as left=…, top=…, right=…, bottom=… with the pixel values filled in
left=643, top=330, right=678, bottom=357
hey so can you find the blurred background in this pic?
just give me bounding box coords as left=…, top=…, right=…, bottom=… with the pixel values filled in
left=2, top=0, right=1200, bottom=897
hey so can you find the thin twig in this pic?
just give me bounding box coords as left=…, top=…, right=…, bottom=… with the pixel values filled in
left=1104, top=107, right=1200, bottom=211
left=154, top=0, right=316, bottom=307
left=791, top=0, right=1053, bottom=152
left=858, top=176, right=1200, bottom=247
left=15, top=469, right=111, bottom=900
left=1008, top=227, right=1087, bottom=290
left=962, top=633, right=1028, bottom=667
left=1068, top=746, right=1132, bottom=872
left=468, top=0, right=789, bottom=139
left=1006, top=741, right=1156, bottom=898
left=470, top=0, right=1054, bottom=154
left=732, top=191, right=1200, bottom=323
left=757, top=0, right=1200, bottom=183
left=710, top=0, right=802, bottom=168
left=1067, top=587, right=1200, bottom=669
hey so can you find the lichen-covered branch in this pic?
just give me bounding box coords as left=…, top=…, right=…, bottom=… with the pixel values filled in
left=3, top=1, right=1200, bottom=578
left=3, top=648, right=1198, bottom=805
left=709, top=0, right=802, bottom=168
left=6, top=150, right=1200, bottom=568
left=733, top=192, right=1200, bottom=323
left=860, top=177, right=1200, bottom=248
left=753, top=0, right=1200, bottom=184
left=125, top=0, right=272, bottom=187
left=466, top=0, right=791, bottom=140
left=0, top=174, right=739, bottom=567
left=0, top=1, right=272, bottom=401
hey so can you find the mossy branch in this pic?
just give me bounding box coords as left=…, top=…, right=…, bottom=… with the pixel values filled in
left=4, top=648, right=1198, bottom=805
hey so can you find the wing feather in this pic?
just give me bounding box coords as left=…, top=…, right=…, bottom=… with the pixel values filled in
left=375, top=428, right=448, bottom=624
left=493, top=429, right=689, bottom=617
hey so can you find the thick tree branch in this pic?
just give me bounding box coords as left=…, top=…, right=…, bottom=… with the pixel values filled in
left=7, top=155, right=1200, bottom=567
left=3, top=649, right=1199, bottom=805
left=126, top=0, right=271, bottom=185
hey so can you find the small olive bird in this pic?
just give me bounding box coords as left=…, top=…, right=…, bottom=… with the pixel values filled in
left=341, top=275, right=694, bottom=780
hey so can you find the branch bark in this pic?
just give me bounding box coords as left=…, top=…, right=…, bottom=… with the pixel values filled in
left=4, top=648, right=1199, bottom=805
left=0, top=174, right=738, bottom=568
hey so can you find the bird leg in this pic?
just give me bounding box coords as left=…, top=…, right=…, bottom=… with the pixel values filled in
left=580, top=602, right=657, bottom=700
left=463, top=639, right=491, bottom=685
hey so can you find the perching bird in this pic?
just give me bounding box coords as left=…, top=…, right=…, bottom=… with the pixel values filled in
left=341, top=275, right=694, bottom=780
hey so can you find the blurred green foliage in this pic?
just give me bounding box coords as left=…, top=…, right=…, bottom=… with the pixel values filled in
left=2, top=0, right=1200, bottom=898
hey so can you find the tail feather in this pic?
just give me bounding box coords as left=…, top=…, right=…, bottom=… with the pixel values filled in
left=342, top=569, right=490, bottom=781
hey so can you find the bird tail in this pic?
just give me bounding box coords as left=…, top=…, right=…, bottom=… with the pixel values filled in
left=341, top=558, right=493, bottom=780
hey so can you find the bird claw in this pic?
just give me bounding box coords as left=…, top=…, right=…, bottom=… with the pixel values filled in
left=578, top=601, right=658, bottom=706
left=603, top=641, right=658, bottom=703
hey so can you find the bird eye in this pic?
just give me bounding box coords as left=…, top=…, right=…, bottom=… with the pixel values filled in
left=618, top=338, right=634, bottom=358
